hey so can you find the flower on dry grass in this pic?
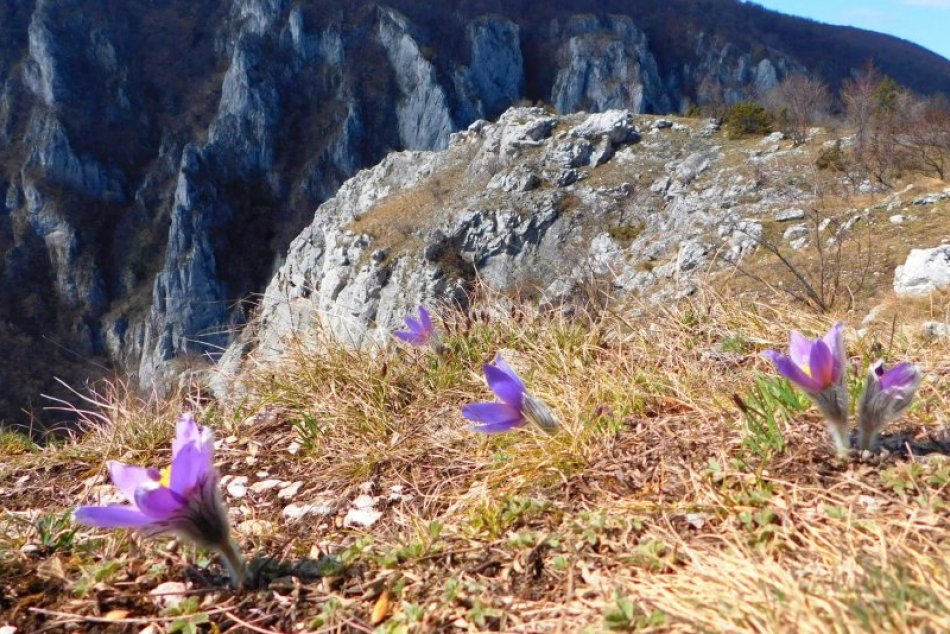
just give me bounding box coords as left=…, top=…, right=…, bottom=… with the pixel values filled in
left=857, top=361, right=922, bottom=451
left=762, top=323, right=850, bottom=453
left=74, top=413, right=246, bottom=588
left=394, top=306, right=443, bottom=352
left=462, top=354, right=560, bottom=434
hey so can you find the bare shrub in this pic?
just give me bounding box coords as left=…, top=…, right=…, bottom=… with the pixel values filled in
left=841, top=67, right=914, bottom=187
left=895, top=96, right=950, bottom=181
left=765, top=73, right=831, bottom=145
left=732, top=170, right=873, bottom=313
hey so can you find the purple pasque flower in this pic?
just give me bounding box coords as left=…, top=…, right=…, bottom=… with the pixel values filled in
left=857, top=361, right=922, bottom=451
left=394, top=306, right=442, bottom=352
left=762, top=323, right=850, bottom=453
left=462, top=354, right=560, bottom=435
left=74, top=414, right=245, bottom=587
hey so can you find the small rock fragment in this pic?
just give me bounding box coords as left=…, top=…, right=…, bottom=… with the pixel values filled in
left=352, top=494, right=378, bottom=510
left=277, top=481, right=303, bottom=500
left=150, top=581, right=189, bottom=611
left=226, top=476, right=248, bottom=499
left=250, top=479, right=285, bottom=494
left=923, top=322, right=950, bottom=338
left=283, top=501, right=335, bottom=521
left=775, top=208, right=805, bottom=222
left=344, top=508, right=382, bottom=528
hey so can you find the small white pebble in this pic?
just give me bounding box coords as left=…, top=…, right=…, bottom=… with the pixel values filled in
left=250, top=479, right=285, bottom=494
left=277, top=481, right=302, bottom=500
left=226, top=476, right=249, bottom=499
left=150, top=581, right=189, bottom=610
left=352, top=494, right=377, bottom=510
left=685, top=513, right=708, bottom=529
left=283, top=501, right=334, bottom=521
left=344, top=508, right=382, bottom=528
left=858, top=495, right=882, bottom=512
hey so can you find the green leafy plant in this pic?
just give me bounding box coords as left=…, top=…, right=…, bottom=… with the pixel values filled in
left=36, top=511, right=78, bottom=553
left=468, top=496, right=550, bottom=539
left=292, top=413, right=327, bottom=453
left=166, top=597, right=209, bottom=634
left=734, top=375, right=806, bottom=462
left=725, top=101, right=774, bottom=138
left=603, top=593, right=666, bottom=631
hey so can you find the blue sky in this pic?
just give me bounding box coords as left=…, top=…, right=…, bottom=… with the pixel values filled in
left=749, top=0, right=950, bottom=60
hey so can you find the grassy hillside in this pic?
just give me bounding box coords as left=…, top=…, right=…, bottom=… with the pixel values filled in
left=1, top=281, right=948, bottom=630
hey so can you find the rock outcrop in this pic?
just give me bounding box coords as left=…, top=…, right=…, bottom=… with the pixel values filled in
left=213, top=107, right=817, bottom=393
left=894, top=246, right=950, bottom=297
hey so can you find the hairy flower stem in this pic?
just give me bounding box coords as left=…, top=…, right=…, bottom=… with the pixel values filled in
left=216, top=536, right=247, bottom=589
left=826, top=419, right=851, bottom=456
left=856, top=428, right=877, bottom=452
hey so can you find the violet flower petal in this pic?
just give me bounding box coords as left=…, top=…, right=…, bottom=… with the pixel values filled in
left=808, top=340, right=835, bottom=388
left=134, top=484, right=186, bottom=519
left=823, top=322, right=846, bottom=382
left=879, top=362, right=920, bottom=391
left=403, top=316, right=423, bottom=335
left=395, top=330, right=426, bottom=345
left=168, top=442, right=209, bottom=496
left=765, top=350, right=824, bottom=392
left=788, top=331, right=813, bottom=371
left=74, top=505, right=155, bottom=529
left=419, top=307, right=433, bottom=332
left=107, top=461, right=160, bottom=503
left=484, top=364, right=525, bottom=408
left=492, top=355, right=523, bottom=385
left=468, top=420, right=527, bottom=434
left=173, top=413, right=201, bottom=459
left=461, top=402, right=524, bottom=426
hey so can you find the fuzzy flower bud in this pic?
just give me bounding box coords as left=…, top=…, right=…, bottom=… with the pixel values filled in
left=857, top=361, right=922, bottom=451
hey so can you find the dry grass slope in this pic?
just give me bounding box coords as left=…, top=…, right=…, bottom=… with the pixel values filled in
left=1, top=286, right=948, bottom=632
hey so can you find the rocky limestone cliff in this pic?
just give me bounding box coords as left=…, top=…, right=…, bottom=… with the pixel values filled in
left=0, top=0, right=948, bottom=429
left=212, top=107, right=822, bottom=394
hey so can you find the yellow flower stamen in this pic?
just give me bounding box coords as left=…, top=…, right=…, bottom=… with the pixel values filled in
left=159, top=465, right=172, bottom=488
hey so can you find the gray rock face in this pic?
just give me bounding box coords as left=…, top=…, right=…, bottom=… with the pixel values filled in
left=551, top=15, right=670, bottom=114
left=456, top=17, right=525, bottom=122
left=893, top=246, right=950, bottom=297
left=213, top=107, right=816, bottom=394
left=682, top=37, right=801, bottom=108
left=378, top=7, right=456, bottom=150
